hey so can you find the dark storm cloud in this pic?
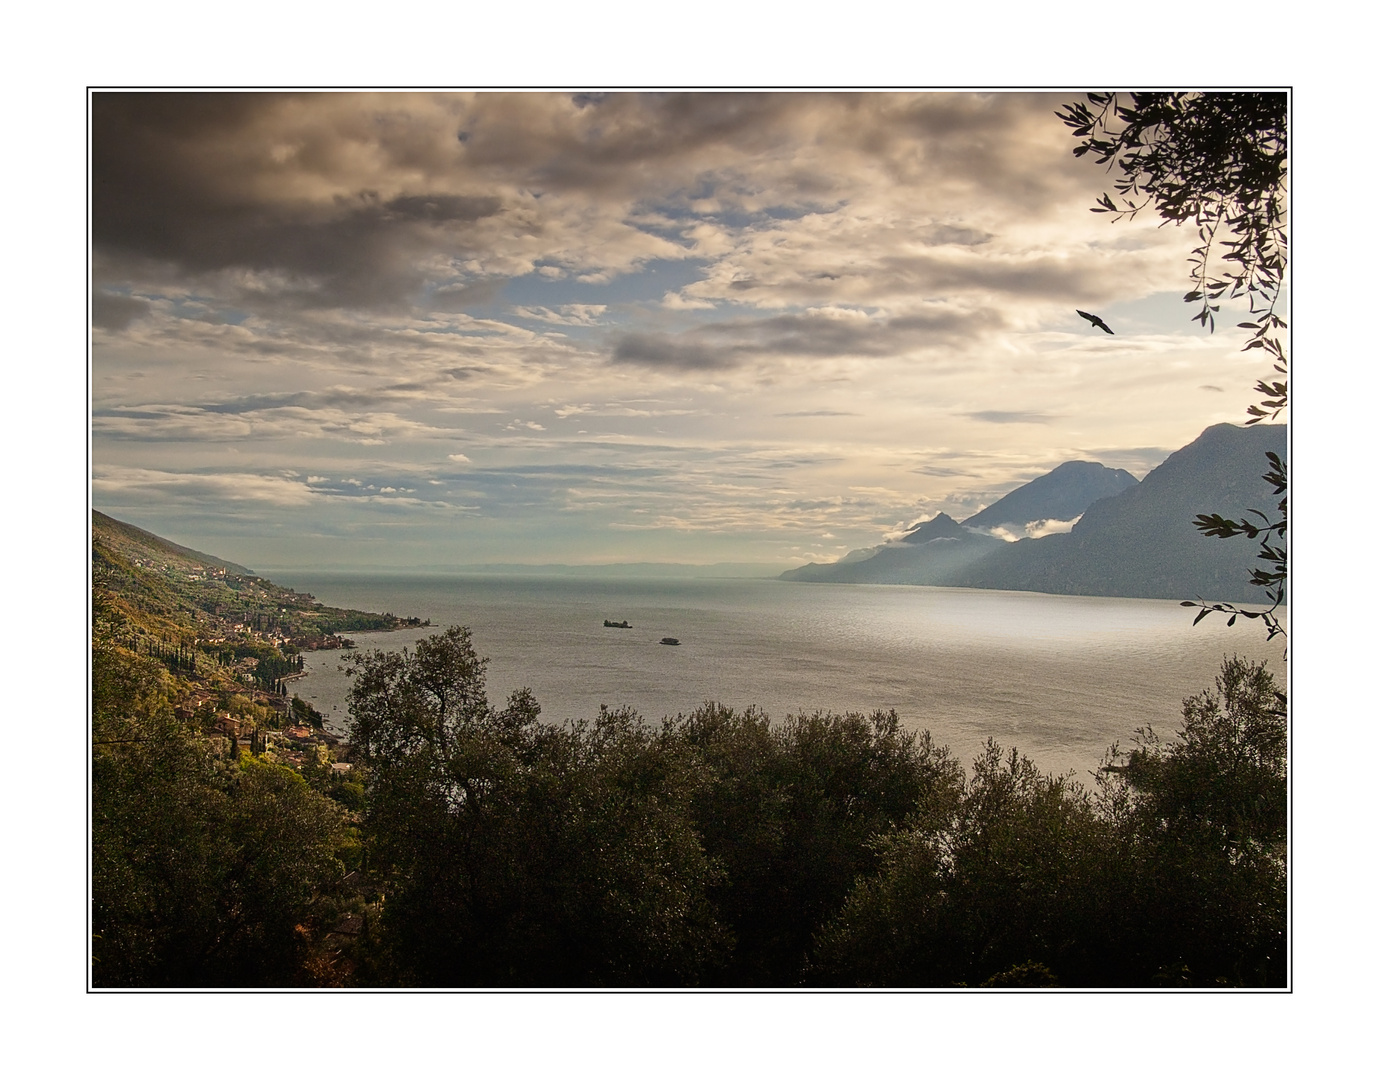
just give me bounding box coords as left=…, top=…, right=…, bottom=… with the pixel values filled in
left=91, top=291, right=151, bottom=330
left=452, top=92, right=1079, bottom=211
left=456, top=93, right=807, bottom=194
left=383, top=194, right=503, bottom=223
left=613, top=334, right=731, bottom=371
left=91, top=94, right=503, bottom=311
left=611, top=308, right=997, bottom=371
left=880, top=92, right=1093, bottom=207
left=89, top=93, right=806, bottom=305
left=91, top=92, right=1096, bottom=323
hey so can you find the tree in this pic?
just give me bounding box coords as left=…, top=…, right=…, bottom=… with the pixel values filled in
left=1096, top=657, right=1287, bottom=985
left=809, top=742, right=1120, bottom=987
left=343, top=627, right=726, bottom=986
left=92, top=593, right=348, bottom=986
left=809, top=658, right=1287, bottom=987
left=666, top=704, right=964, bottom=985
left=1057, top=92, right=1288, bottom=643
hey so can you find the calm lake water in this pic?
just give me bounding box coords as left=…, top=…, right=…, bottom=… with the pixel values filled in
left=273, top=573, right=1287, bottom=781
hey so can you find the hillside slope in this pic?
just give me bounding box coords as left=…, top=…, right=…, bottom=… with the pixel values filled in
left=961, top=461, right=1138, bottom=533
left=782, top=456, right=1141, bottom=586
left=93, top=510, right=256, bottom=576
left=92, top=511, right=427, bottom=663
left=952, top=423, right=1286, bottom=603
left=781, top=513, right=1000, bottom=585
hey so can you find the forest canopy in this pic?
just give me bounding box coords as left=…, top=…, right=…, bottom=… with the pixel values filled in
left=92, top=616, right=1287, bottom=988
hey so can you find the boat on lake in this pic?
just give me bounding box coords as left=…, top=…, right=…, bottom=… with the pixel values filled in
left=604, top=619, right=632, bottom=628
left=659, top=637, right=680, bottom=646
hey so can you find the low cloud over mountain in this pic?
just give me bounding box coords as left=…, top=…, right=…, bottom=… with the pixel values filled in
left=784, top=424, right=1284, bottom=605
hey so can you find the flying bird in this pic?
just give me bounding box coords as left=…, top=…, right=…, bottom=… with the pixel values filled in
left=1076, top=310, right=1114, bottom=335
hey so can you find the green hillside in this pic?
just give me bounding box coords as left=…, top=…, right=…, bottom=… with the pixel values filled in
left=93, top=510, right=256, bottom=576
left=92, top=510, right=427, bottom=697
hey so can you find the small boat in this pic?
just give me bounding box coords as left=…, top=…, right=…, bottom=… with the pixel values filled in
left=604, top=619, right=632, bottom=628
left=659, top=637, right=680, bottom=646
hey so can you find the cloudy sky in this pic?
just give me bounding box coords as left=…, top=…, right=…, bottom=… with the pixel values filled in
left=91, top=91, right=1275, bottom=571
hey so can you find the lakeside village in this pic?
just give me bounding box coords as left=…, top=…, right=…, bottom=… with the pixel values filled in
left=138, top=566, right=362, bottom=776
left=93, top=513, right=429, bottom=782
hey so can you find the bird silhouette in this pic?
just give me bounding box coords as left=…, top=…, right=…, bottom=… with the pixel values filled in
left=1076, top=310, right=1114, bottom=334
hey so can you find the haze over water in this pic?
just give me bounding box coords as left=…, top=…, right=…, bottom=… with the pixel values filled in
left=279, top=573, right=1286, bottom=780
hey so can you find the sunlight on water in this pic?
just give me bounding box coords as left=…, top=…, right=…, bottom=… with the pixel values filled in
left=278, top=574, right=1286, bottom=782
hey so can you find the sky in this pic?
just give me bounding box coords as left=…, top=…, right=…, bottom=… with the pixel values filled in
left=91, top=91, right=1279, bottom=571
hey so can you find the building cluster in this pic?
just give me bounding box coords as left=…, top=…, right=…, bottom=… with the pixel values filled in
left=172, top=688, right=353, bottom=776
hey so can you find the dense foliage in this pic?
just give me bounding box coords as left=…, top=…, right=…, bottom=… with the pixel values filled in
left=1057, top=92, right=1286, bottom=336
left=813, top=657, right=1286, bottom=987
left=93, top=616, right=1286, bottom=988
left=92, top=594, right=353, bottom=987
left=335, top=628, right=1284, bottom=987
left=91, top=509, right=427, bottom=676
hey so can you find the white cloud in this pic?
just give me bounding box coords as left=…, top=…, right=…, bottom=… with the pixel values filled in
left=91, top=92, right=1267, bottom=567
left=509, top=304, right=608, bottom=326
left=980, top=516, right=1082, bottom=542
left=93, top=466, right=317, bottom=507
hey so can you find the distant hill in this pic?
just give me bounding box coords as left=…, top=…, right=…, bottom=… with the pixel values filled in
left=93, top=510, right=256, bottom=576
left=781, top=513, right=1000, bottom=585
left=960, top=461, right=1138, bottom=534
left=952, top=423, right=1286, bottom=603
left=782, top=456, right=1141, bottom=586
left=900, top=511, right=981, bottom=543
left=428, top=562, right=786, bottom=579
left=781, top=424, right=1286, bottom=604
left=92, top=511, right=426, bottom=657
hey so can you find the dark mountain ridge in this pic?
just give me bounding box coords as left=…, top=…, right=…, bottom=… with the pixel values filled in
left=953, top=423, right=1285, bottom=602
left=781, top=423, right=1285, bottom=604
left=783, top=455, right=1142, bottom=587
left=781, top=515, right=1001, bottom=585
left=898, top=511, right=973, bottom=542
left=961, top=460, right=1138, bottom=533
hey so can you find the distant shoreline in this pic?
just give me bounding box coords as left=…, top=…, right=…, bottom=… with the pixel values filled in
left=256, top=562, right=790, bottom=580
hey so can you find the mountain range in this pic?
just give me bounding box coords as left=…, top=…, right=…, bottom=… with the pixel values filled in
left=781, top=423, right=1286, bottom=604
left=960, top=460, right=1138, bottom=534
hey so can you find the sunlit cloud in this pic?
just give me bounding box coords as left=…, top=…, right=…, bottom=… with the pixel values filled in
left=94, top=465, right=318, bottom=507
left=90, top=91, right=1273, bottom=568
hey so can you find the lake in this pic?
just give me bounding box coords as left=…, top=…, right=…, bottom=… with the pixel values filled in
left=272, top=572, right=1287, bottom=781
